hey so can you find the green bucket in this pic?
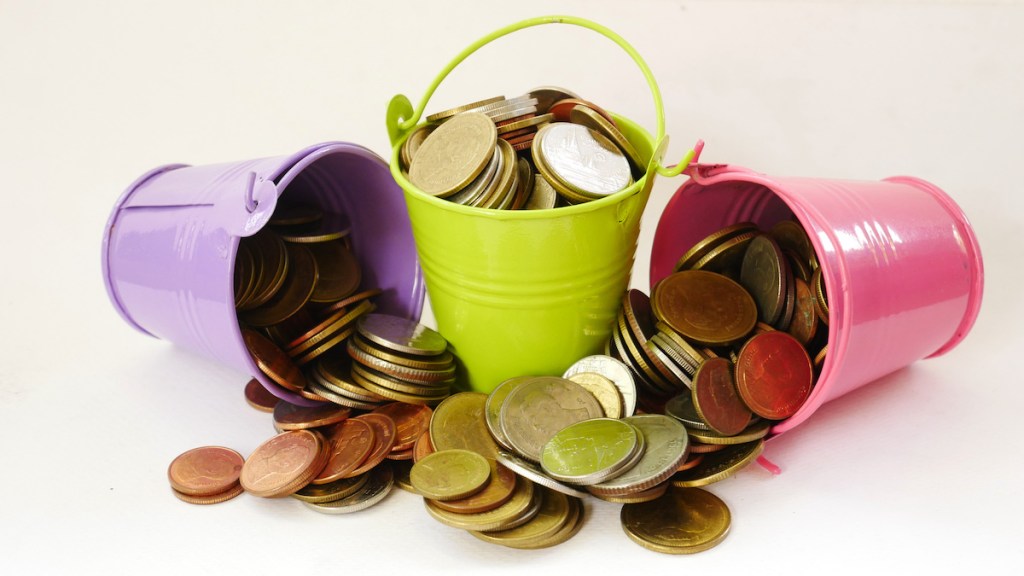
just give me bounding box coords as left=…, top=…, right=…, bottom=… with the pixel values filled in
left=386, top=16, right=695, bottom=393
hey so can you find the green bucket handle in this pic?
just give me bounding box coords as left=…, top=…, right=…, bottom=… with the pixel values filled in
left=385, top=15, right=695, bottom=180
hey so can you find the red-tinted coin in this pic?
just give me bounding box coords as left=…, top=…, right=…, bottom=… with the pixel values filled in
left=692, top=358, right=751, bottom=436
left=735, top=331, right=812, bottom=420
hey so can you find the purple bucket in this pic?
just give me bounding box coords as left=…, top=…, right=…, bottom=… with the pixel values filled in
left=650, top=150, right=983, bottom=435
left=102, top=142, right=425, bottom=405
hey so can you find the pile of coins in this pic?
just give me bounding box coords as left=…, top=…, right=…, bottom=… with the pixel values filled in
left=402, top=87, right=645, bottom=210
left=235, top=201, right=455, bottom=407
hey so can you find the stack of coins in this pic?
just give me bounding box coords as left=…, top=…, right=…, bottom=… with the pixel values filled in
left=167, top=446, right=245, bottom=505
left=403, top=86, right=644, bottom=210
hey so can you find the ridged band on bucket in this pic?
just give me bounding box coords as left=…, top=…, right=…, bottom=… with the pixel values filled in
left=650, top=153, right=983, bottom=435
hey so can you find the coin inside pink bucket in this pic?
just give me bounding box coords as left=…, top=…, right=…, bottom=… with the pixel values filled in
left=103, top=143, right=426, bottom=407
left=650, top=160, right=982, bottom=435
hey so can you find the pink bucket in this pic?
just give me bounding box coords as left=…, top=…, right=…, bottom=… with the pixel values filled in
left=102, top=142, right=425, bottom=405
left=650, top=148, right=983, bottom=435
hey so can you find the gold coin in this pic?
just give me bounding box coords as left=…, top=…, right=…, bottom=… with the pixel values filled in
left=292, top=325, right=356, bottom=367
left=589, top=481, right=668, bottom=504
left=291, top=473, right=369, bottom=503
left=350, top=333, right=454, bottom=370
left=474, top=138, right=516, bottom=209
left=652, top=270, right=757, bottom=347
left=670, top=440, right=764, bottom=488
left=423, top=476, right=537, bottom=532
left=685, top=419, right=770, bottom=446
left=787, top=277, right=819, bottom=345
left=240, top=243, right=318, bottom=327
left=565, top=372, right=623, bottom=419
left=306, top=241, right=361, bottom=303
left=514, top=496, right=584, bottom=549
left=674, top=222, right=758, bottom=272
left=400, top=123, right=437, bottom=170
left=350, top=367, right=449, bottom=406
left=495, top=112, right=553, bottom=135
left=410, top=449, right=491, bottom=501
left=692, top=230, right=758, bottom=279
left=446, top=145, right=501, bottom=206
left=409, top=112, right=497, bottom=198
left=425, top=95, right=505, bottom=123
left=524, top=172, right=558, bottom=210
left=430, top=392, right=500, bottom=459
left=621, top=487, right=731, bottom=554
left=287, top=299, right=374, bottom=357
left=470, top=487, right=570, bottom=548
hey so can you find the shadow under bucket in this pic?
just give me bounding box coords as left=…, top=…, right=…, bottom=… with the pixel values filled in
left=102, top=142, right=425, bottom=405
left=650, top=160, right=983, bottom=435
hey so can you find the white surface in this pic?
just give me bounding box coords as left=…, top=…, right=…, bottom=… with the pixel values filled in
left=2, top=1, right=1021, bottom=573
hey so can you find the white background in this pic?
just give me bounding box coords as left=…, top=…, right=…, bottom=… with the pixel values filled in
left=2, top=1, right=1021, bottom=574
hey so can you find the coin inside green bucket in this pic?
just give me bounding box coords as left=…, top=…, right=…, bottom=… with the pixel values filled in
left=539, top=418, right=642, bottom=485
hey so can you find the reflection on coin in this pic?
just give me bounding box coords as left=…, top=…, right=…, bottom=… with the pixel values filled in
left=424, top=475, right=537, bottom=532
left=348, top=413, right=397, bottom=477
left=563, top=355, right=637, bottom=417
left=589, top=415, right=689, bottom=496
left=499, top=377, right=604, bottom=462
left=410, top=449, right=491, bottom=501
left=735, top=331, right=812, bottom=420
left=535, top=122, right=631, bottom=198
left=431, top=460, right=517, bottom=514
left=373, top=403, right=432, bottom=450
left=302, top=463, right=394, bottom=514
left=409, top=112, right=497, bottom=197
left=168, top=446, right=244, bottom=497
left=357, top=313, right=449, bottom=357
left=621, top=487, right=731, bottom=554
left=540, top=418, right=641, bottom=486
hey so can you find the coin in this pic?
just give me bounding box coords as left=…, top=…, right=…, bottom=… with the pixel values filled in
left=446, top=144, right=501, bottom=206
left=484, top=377, right=532, bottom=452
left=243, top=329, right=307, bottom=392
left=409, top=112, right=497, bottom=197
left=787, top=277, right=819, bottom=345
left=431, top=459, right=517, bottom=514
left=413, top=430, right=435, bottom=463
left=349, top=333, right=454, bottom=370
left=286, top=299, right=373, bottom=357
left=670, top=440, right=764, bottom=488
left=496, top=450, right=590, bottom=499
left=499, top=377, right=604, bottom=462
left=621, top=487, right=731, bottom=554
left=534, top=122, right=631, bottom=198
left=771, top=219, right=816, bottom=272
left=168, top=446, right=244, bottom=497
left=336, top=413, right=392, bottom=477
left=652, top=270, right=757, bottom=347
left=513, top=496, right=585, bottom=549
left=735, top=331, right=813, bottom=420
left=563, top=355, right=637, bottom=417
left=306, top=240, right=361, bottom=303
left=240, top=243, right=319, bottom=327
left=621, top=289, right=680, bottom=387
left=244, top=378, right=279, bottom=412
left=540, top=418, right=642, bottom=485
left=410, top=449, right=491, bottom=501
left=548, top=97, right=616, bottom=125
left=425, top=95, right=505, bottom=123
left=311, top=418, right=375, bottom=484
left=590, top=481, right=668, bottom=504
left=470, top=487, right=571, bottom=549
left=423, top=476, right=537, bottom=532
left=691, top=357, right=751, bottom=436
left=293, top=472, right=369, bottom=504
left=172, top=483, right=245, bottom=505
left=685, top=417, right=770, bottom=446
left=238, top=229, right=288, bottom=310
left=524, top=172, right=558, bottom=210
left=372, top=403, right=432, bottom=451
left=527, top=86, right=581, bottom=114
left=568, top=103, right=645, bottom=176
left=565, top=372, right=623, bottom=419
left=674, top=222, right=759, bottom=272
left=740, top=234, right=787, bottom=326
left=400, top=123, right=437, bottom=170
left=664, top=391, right=712, bottom=431
left=692, top=231, right=758, bottom=279
left=302, top=462, right=394, bottom=514
left=278, top=211, right=352, bottom=244
left=357, top=313, right=449, bottom=357
left=240, top=429, right=329, bottom=498
left=430, top=392, right=500, bottom=459
left=589, top=414, right=689, bottom=496
left=812, top=267, right=829, bottom=325
left=272, top=401, right=350, bottom=431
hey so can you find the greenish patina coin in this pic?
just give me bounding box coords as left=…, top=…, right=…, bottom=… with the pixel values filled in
left=539, top=418, right=642, bottom=486
left=589, top=414, right=689, bottom=496
left=410, top=449, right=491, bottom=501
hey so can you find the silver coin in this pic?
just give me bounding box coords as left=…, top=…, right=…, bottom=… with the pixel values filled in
left=357, top=313, right=448, bottom=357
left=485, top=376, right=532, bottom=451
left=301, top=463, right=394, bottom=514
left=563, top=354, right=637, bottom=417
left=306, top=378, right=381, bottom=410
left=664, top=392, right=711, bottom=431
left=496, top=450, right=589, bottom=499
left=649, top=332, right=699, bottom=377
left=499, top=376, right=603, bottom=462
left=537, top=123, right=631, bottom=197
left=645, top=340, right=693, bottom=390
left=447, top=144, right=502, bottom=206
left=590, top=415, right=689, bottom=495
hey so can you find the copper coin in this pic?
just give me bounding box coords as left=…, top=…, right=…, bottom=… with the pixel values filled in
left=676, top=454, right=704, bottom=472
left=735, top=331, right=813, bottom=420
left=691, top=358, right=751, bottom=436
left=787, top=277, right=818, bottom=345
left=243, top=329, right=307, bottom=392
left=413, top=430, right=436, bottom=463
left=240, top=429, right=329, bottom=498
left=240, top=242, right=319, bottom=327
left=239, top=229, right=288, bottom=310
left=168, top=446, right=244, bottom=497
left=652, top=270, right=757, bottom=347
left=312, top=418, right=376, bottom=484
left=244, top=378, right=279, bottom=412
left=273, top=400, right=351, bottom=431
left=687, top=442, right=727, bottom=454
left=740, top=234, right=787, bottom=326
left=264, top=307, right=316, bottom=346
left=347, top=413, right=398, bottom=477
left=548, top=98, right=615, bottom=125
left=316, top=288, right=381, bottom=319
left=172, top=483, right=245, bottom=505
left=431, top=460, right=518, bottom=514
left=372, top=403, right=432, bottom=450
left=386, top=447, right=414, bottom=461
left=287, top=299, right=374, bottom=357
left=307, top=241, right=361, bottom=303
left=621, top=290, right=678, bottom=386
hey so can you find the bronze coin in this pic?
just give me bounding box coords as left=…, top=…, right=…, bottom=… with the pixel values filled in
left=240, top=429, right=329, bottom=498
left=548, top=98, right=615, bottom=125
left=622, top=290, right=679, bottom=387
left=676, top=454, right=704, bottom=472
left=311, top=418, right=376, bottom=484
left=307, top=240, right=361, bottom=303
left=243, top=329, right=307, bottom=392
left=688, top=442, right=727, bottom=454
left=240, top=242, right=319, bottom=327
left=735, top=331, right=813, bottom=420
left=787, top=277, right=818, bottom=345
left=674, top=222, right=759, bottom=272
left=268, top=202, right=323, bottom=227
left=172, top=483, right=245, bottom=505
left=279, top=211, right=352, bottom=244
left=652, top=270, right=757, bottom=347
left=234, top=242, right=256, bottom=309
left=413, top=430, right=436, bottom=463
left=316, top=288, right=381, bottom=319
left=740, top=234, right=787, bottom=326
left=263, top=307, right=316, bottom=346
left=386, top=447, right=415, bottom=461
left=347, top=413, right=398, bottom=477
left=432, top=460, right=518, bottom=514
left=692, top=231, right=758, bottom=279
left=239, top=229, right=289, bottom=311
left=372, top=402, right=433, bottom=450
left=273, top=401, right=351, bottom=431
left=770, top=220, right=816, bottom=273
left=691, top=358, right=751, bottom=436
left=168, top=446, right=244, bottom=497
left=287, top=299, right=374, bottom=357
left=244, top=378, right=280, bottom=412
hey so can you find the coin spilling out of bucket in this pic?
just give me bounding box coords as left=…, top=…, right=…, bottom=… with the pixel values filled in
left=401, top=88, right=646, bottom=209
